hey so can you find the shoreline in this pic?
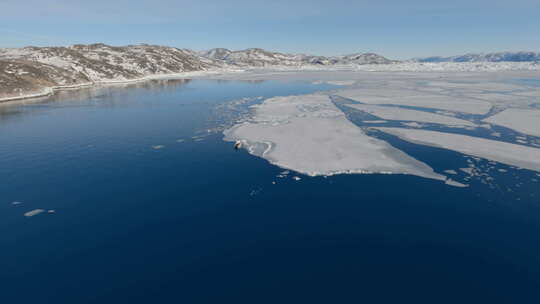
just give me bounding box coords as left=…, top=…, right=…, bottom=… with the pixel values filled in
left=1, top=62, right=539, bottom=104
left=0, top=68, right=245, bottom=105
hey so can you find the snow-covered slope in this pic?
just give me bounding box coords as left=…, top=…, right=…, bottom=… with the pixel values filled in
left=200, top=48, right=232, bottom=61
left=0, top=59, right=90, bottom=98
left=0, top=43, right=213, bottom=82
left=2, top=43, right=540, bottom=101
left=416, top=52, right=540, bottom=62
left=199, top=48, right=394, bottom=66
left=0, top=43, right=218, bottom=100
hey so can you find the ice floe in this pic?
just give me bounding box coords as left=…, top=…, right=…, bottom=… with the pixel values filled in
left=376, top=128, right=540, bottom=172
left=336, top=88, right=492, bottom=115
left=324, top=80, right=356, bottom=86
left=224, top=94, right=445, bottom=181
left=445, top=179, right=469, bottom=188
left=484, top=108, right=540, bottom=137
left=363, top=120, right=387, bottom=124
left=401, top=122, right=424, bottom=128
left=24, top=209, right=45, bottom=217
left=345, top=104, right=476, bottom=127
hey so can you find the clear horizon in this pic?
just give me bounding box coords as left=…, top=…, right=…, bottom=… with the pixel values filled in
left=1, top=0, right=539, bottom=60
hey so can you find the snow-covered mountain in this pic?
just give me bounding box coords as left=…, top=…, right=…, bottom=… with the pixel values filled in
left=0, top=43, right=214, bottom=82
left=2, top=43, right=540, bottom=101
left=0, top=43, right=219, bottom=99
left=415, top=52, right=540, bottom=63
left=200, top=48, right=232, bottom=61
left=332, top=53, right=395, bottom=65
left=0, top=43, right=397, bottom=100
left=199, top=48, right=394, bottom=66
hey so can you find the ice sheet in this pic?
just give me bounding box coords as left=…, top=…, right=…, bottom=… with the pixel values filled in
left=337, top=89, right=492, bottom=115
left=484, top=109, right=540, bottom=137
left=224, top=94, right=445, bottom=181
left=345, top=104, right=476, bottom=126
left=376, top=128, right=540, bottom=172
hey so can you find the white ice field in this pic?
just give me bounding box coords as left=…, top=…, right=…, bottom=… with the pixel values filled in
left=221, top=70, right=540, bottom=185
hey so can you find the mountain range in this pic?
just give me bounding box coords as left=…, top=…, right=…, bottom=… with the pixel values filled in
left=415, top=51, right=540, bottom=63
left=1, top=43, right=539, bottom=101
left=0, top=43, right=394, bottom=100
left=199, top=48, right=395, bottom=66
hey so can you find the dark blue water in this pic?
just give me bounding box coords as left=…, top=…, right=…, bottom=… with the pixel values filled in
left=1, top=79, right=539, bottom=303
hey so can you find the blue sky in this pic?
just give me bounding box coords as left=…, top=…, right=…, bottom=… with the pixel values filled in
left=1, top=0, right=539, bottom=59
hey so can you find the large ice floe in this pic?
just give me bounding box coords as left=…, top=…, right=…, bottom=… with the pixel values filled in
left=336, top=88, right=491, bottom=115
left=375, top=128, right=540, bottom=172
left=224, top=94, right=445, bottom=181
left=484, top=109, right=540, bottom=137
left=345, top=103, right=476, bottom=127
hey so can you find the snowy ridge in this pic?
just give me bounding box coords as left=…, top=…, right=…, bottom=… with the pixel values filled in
left=415, top=51, right=540, bottom=63
left=199, top=48, right=395, bottom=66
left=2, top=43, right=540, bottom=101
left=0, top=43, right=218, bottom=100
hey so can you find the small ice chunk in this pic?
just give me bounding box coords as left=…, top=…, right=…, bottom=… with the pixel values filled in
left=293, top=176, right=301, bottom=181
left=363, top=120, right=387, bottom=124
left=444, top=170, right=458, bottom=175
left=152, top=145, right=165, bottom=150
left=460, top=168, right=474, bottom=175
left=11, top=201, right=23, bottom=206
left=445, top=179, right=469, bottom=188
left=325, top=80, right=356, bottom=86
left=276, top=170, right=290, bottom=178
left=24, top=209, right=45, bottom=217
left=402, top=122, right=424, bottom=128
left=48, top=210, right=56, bottom=214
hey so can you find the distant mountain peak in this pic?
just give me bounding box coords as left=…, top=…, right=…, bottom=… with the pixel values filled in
left=415, top=51, right=540, bottom=63
left=199, top=47, right=395, bottom=66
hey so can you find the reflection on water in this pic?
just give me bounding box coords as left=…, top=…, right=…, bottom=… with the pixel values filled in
left=1, top=78, right=193, bottom=111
